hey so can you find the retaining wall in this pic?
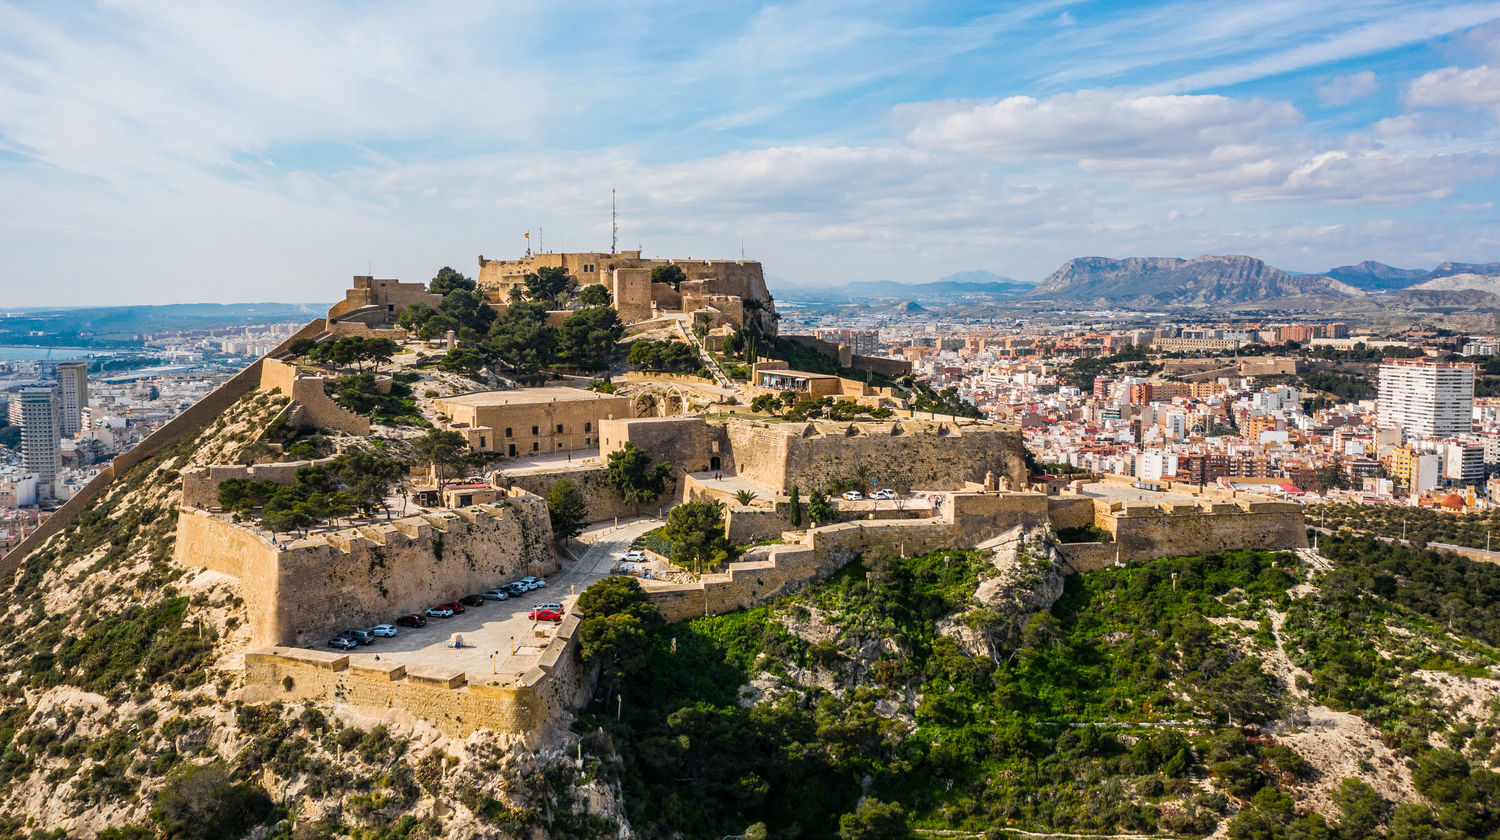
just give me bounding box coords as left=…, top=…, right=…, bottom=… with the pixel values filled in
left=175, top=489, right=555, bottom=646
left=242, top=613, right=592, bottom=739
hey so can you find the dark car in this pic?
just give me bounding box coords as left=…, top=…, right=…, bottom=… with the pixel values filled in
left=329, top=637, right=358, bottom=651
left=396, top=614, right=427, bottom=628
left=503, top=583, right=528, bottom=596
left=342, top=629, right=374, bottom=645
left=460, top=594, right=485, bottom=607
left=441, top=601, right=465, bottom=615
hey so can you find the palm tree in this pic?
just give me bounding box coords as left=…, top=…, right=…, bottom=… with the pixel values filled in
left=734, top=489, right=758, bottom=506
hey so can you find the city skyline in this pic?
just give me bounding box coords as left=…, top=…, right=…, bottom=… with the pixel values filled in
left=2, top=1, right=1500, bottom=306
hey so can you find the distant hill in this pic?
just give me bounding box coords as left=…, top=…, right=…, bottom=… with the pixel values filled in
left=772, top=270, right=1030, bottom=303
left=1027, top=255, right=1361, bottom=308
left=1325, top=261, right=1433, bottom=291
left=1324, top=260, right=1500, bottom=291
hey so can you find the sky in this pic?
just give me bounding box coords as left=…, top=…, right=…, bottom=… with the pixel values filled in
left=2, top=1, right=1500, bottom=306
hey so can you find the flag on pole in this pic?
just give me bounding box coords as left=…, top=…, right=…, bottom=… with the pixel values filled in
left=524, top=232, right=529, bottom=238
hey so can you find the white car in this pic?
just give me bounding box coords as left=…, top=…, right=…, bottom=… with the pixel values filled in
left=842, top=491, right=864, bottom=501
left=521, top=576, right=547, bottom=589
left=425, top=606, right=454, bottom=619
left=870, top=489, right=896, bottom=500
left=621, top=550, right=647, bottom=562
left=369, top=624, right=398, bottom=638
left=482, top=589, right=510, bottom=601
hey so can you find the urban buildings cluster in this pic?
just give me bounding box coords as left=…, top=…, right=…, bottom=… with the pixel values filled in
left=784, top=313, right=1500, bottom=510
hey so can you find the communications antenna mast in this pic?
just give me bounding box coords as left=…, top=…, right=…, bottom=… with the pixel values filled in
left=611, top=188, right=617, bottom=254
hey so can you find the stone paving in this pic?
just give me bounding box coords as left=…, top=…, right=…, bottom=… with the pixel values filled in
left=340, top=516, right=662, bottom=685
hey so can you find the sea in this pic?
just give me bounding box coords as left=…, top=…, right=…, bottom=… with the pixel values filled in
left=0, top=346, right=101, bottom=361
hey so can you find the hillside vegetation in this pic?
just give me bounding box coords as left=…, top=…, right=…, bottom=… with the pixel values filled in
left=576, top=537, right=1500, bottom=839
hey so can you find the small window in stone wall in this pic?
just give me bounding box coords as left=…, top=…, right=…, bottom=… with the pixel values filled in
left=555, top=424, right=564, bottom=434
left=585, top=422, right=592, bottom=432
left=505, top=427, right=513, bottom=437
left=532, top=425, right=539, bottom=435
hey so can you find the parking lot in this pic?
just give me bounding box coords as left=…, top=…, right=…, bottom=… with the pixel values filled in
left=336, top=516, right=663, bottom=684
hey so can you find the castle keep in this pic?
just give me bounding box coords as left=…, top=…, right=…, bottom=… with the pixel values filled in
left=476, top=250, right=778, bottom=334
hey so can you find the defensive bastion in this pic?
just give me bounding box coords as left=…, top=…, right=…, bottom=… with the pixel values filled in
left=175, top=488, right=555, bottom=648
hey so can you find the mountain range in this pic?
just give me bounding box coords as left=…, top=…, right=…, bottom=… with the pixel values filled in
left=773, top=258, right=1500, bottom=310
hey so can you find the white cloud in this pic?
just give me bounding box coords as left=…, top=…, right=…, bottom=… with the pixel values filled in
left=902, top=91, right=1301, bottom=159
left=903, top=88, right=1498, bottom=205
left=1317, top=71, right=1379, bottom=106
left=1405, top=64, right=1500, bottom=115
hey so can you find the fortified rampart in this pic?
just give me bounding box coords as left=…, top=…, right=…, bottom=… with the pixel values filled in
left=259, top=358, right=371, bottom=435
left=180, top=456, right=341, bottom=509
left=502, top=464, right=671, bottom=524
left=1052, top=496, right=1308, bottom=572
left=240, top=612, right=591, bottom=740
left=174, top=490, right=556, bottom=647
left=725, top=419, right=1028, bottom=494
left=645, top=491, right=1053, bottom=621
left=0, top=318, right=330, bottom=579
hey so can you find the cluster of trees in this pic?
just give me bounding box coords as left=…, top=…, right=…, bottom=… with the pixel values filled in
left=604, top=442, right=673, bottom=503
left=324, top=372, right=424, bottom=425
left=1055, top=344, right=1160, bottom=392
left=626, top=339, right=700, bottom=373
left=661, top=500, right=731, bottom=574
left=1306, top=343, right=1426, bottom=362
left=650, top=263, right=686, bottom=290
left=396, top=267, right=496, bottom=342
left=748, top=392, right=893, bottom=421
left=217, top=449, right=404, bottom=533
left=1309, top=502, right=1500, bottom=553
left=288, top=335, right=399, bottom=372
left=487, top=302, right=624, bottom=375
left=905, top=381, right=981, bottom=419
left=1300, top=370, right=1376, bottom=402
left=546, top=478, right=588, bottom=541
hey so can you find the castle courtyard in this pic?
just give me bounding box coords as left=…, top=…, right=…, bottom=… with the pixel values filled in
left=330, top=516, right=660, bottom=687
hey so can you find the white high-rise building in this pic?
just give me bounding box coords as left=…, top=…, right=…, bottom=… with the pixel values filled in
left=1378, top=359, right=1474, bottom=439
left=8, top=387, right=61, bottom=501
left=54, top=361, right=88, bottom=436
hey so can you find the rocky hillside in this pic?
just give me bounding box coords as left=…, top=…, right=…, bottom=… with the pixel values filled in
left=0, top=387, right=615, bottom=840
left=579, top=530, right=1500, bottom=839
left=1027, top=255, right=1361, bottom=308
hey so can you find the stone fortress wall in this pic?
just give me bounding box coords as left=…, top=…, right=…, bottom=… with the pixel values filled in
left=175, top=489, right=556, bottom=647
left=258, top=357, right=372, bottom=435
left=181, top=455, right=340, bottom=509
left=241, top=612, right=591, bottom=741
left=727, top=419, right=1029, bottom=493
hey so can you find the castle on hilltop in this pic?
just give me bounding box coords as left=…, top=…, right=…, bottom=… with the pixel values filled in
left=326, top=249, right=779, bottom=337
left=476, top=250, right=778, bottom=335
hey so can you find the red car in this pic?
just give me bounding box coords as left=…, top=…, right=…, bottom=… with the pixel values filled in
left=395, top=614, right=427, bottom=628
left=441, top=601, right=465, bottom=615
left=529, top=608, right=563, bottom=623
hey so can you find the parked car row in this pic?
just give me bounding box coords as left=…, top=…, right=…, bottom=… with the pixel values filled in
left=328, top=623, right=400, bottom=650
left=327, top=577, right=553, bottom=649
left=841, top=489, right=899, bottom=501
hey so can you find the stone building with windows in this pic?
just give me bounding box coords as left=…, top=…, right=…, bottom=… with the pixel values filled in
left=432, top=387, right=632, bottom=457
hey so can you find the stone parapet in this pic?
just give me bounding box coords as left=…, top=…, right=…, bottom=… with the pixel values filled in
left=175, top=488, right=555, bottom=646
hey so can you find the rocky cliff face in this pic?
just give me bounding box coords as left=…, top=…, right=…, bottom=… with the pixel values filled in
left=1027, top=254, right=1360, bottom=308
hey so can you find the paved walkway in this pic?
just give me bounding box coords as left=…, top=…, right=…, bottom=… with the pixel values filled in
left=342, top=517, right=662, bottom=685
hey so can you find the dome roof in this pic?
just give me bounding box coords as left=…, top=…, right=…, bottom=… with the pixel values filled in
left=1441, top=493, right=1465, bottom=509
